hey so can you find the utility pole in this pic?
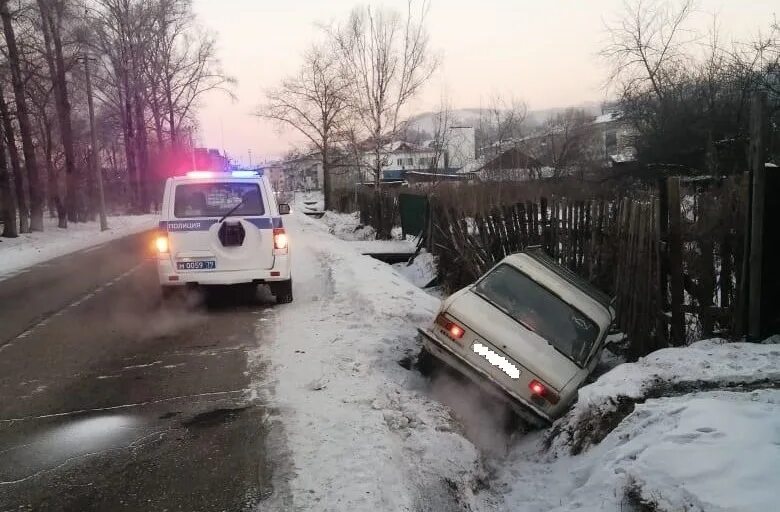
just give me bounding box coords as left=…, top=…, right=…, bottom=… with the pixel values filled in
left=84, top=54, right=108, bottom=231
left=248, top=149, right=253, bottom=168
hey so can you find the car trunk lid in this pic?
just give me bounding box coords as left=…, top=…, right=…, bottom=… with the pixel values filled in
left=445, top=290, right=581, bottom=391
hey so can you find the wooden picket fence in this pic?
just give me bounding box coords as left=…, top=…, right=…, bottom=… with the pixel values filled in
left=424, top=176, right=748, bottom=358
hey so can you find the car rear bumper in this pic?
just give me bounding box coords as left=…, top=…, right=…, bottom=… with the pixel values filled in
left=157, top=255, right=291, bottom=286
left=418, top=327, right=553, bottom=427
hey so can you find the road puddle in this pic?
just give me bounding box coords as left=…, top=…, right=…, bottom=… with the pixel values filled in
left=0, top=414, right=144, bottom=483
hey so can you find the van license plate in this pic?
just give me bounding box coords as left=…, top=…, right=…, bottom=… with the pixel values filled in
left=176, top=260, right=216, bottom=271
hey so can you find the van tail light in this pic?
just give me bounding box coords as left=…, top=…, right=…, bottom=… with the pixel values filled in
left=435, top=314, right=464, bottom=340
left=273, top=228, right=288, bottom=253
left=155, top=233, right=169, bottom=254
left=529, top=379, right=560, bottom=405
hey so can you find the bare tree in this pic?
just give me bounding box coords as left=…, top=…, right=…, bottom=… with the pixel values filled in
left=427, top=97, right=452, bottom=174
left=603, top=0, right=779, bottom=170
left=476, top=94, right=527, bottom=157
left=330, top=0, right=438, bottom=185
left=0, top=110, right=16, bottom=236
left=602, top=0, right=696, bottom=102
left=0, top=85, right=28, bottom=233
left=36, top=0, right=80, bottom=224
left=260, top=44, right=351, bottom=210
left=145, top=0, right=234, bottom=148
left=0, top=0, right=44, bottom=231
left=537, top=108, right=596, bottom=178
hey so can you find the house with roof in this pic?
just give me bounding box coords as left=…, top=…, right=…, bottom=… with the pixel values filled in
left=377, top=126, right=476, bottom=182
left=457, top=147, right=554, bottom=182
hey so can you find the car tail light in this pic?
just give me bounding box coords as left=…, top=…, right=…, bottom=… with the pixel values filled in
left=435, top=314, right=465, bottom=340
left=155, top=234, right=169, bottom=254
left=273, top=228, right=288, bottom=253
left=528, top=379, right=559, bottom=404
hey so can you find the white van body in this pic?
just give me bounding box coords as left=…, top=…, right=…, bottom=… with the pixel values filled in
left=156, top=171, right=292, bottom=300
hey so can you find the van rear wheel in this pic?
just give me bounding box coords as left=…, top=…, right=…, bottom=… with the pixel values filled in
left=271, top=279, right=293, bottom=304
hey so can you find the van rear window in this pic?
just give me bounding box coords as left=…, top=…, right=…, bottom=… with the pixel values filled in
left=173, top=182, right=264, bottom=218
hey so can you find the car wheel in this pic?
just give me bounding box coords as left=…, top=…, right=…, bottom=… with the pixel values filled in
left=416, top=347, right=439, bottom=376
left=271, top=279, right=293, bottom=304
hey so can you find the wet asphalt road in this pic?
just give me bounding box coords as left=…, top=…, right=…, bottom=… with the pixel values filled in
left=0, top=232, right=278, bottom=511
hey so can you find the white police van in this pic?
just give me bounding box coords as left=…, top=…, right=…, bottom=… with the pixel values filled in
left=155, top=170, right=293, bottom=303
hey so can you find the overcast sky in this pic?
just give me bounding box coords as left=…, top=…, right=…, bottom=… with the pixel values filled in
left=192, top=0, right=777, bottom=165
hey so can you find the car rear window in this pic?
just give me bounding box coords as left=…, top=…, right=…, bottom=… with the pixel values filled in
left=474, top=264, right=600, bottom=366
left=173, top=182, right=264, bottom=218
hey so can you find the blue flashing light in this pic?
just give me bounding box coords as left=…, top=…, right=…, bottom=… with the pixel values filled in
left=231, top=170, right=263, bottom=177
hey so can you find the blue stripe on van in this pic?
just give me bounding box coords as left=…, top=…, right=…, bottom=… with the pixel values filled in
left=159, top=217, right=283, bottom=232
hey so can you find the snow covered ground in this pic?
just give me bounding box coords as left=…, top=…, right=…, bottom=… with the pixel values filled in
left=493, top=339, right=780, bottom=512
left=393, top=251, right=437, bottom=288
left=253, top=209, right=780, bottom=512
left=0, top=214, right=158, bottom=280
left=252, top=211, right=492, bottom=511
left=318, top=210, right=377, bottom=241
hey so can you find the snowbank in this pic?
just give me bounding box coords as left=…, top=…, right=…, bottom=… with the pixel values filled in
left=493, top=340, right=780, bottom=512
left=545, top=338, right=780, bottom=456
left=546, top=389, right=780, bottom=512
left=252, top=212, right=488, bottom=511
left=318, top=210, right=376, bottom=241
left=0, top=214, right=158, bottom=280
left=347, top=239, right=417, bottom=255
left=393, top=251, right=437, bottom=288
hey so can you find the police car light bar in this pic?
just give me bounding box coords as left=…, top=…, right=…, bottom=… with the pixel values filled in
left=184, top=170, right=264, bottom=178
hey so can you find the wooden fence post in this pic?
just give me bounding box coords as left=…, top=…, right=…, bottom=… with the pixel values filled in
left=667, top=177, right=686, bottom=345
left=654, top=197, right=668, bottom=348
left=747, top=92, right=768, bottom=340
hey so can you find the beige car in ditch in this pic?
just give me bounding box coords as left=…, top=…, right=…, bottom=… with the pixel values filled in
left=418, top=248, right=614, bottom=426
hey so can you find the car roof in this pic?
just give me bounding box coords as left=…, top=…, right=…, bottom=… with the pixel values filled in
left=499, top=252, right=614, bottom=329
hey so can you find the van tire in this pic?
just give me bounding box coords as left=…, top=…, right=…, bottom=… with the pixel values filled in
left=161, top=286, right=178, bottom=301
left=271, top=279, right=293, bottom=304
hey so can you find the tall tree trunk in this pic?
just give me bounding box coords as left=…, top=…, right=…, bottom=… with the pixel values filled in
left=0, top=120, right=17, bottom=237
left=119, top=74, right=139, bottom=210
left=0, top=87, right=28, bottom=233
left=322, top=143, right=331, bottom=211
left=84, top=54, right=107, bottom=230
left=134, top=88, right=149, bottom=212
left=37, top=0, right=79, bottom=223
left=165, top=74, right=176, bottom=148
left=42, top=116, right=66, bottom=227
left=42, top=121, right=55, bottom=217
left=0, top=0, right=43, bottom=231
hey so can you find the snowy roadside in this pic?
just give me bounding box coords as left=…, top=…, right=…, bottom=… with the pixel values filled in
left=253, top=207, right=780, bottom=512
left=492, top=339, right=780, bottom=512
left=0, top=214, right=158, bottom=280
left=251, top=211, right=494, bottom=511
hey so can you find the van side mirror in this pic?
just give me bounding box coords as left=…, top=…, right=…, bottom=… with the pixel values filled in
left=278, top=203, right=291, bottom=215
